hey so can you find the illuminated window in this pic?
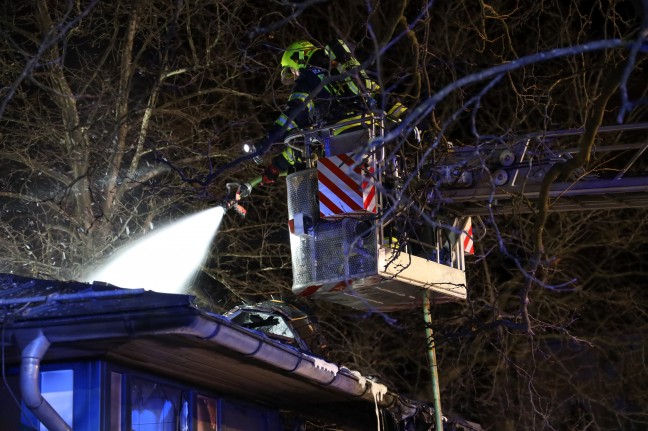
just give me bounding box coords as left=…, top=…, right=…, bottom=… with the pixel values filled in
left=110, top=372, right=123, bottom=431
left=130, top=376, right=188, bottom=431
left=196, top=394, right=218, bottom=431
left=40, top=369, right=74, bottom=430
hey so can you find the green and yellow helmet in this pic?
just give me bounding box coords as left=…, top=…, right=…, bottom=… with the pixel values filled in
left=280, top=41, right=317, bottom=85
left=281, top=40, right=317, bottom=71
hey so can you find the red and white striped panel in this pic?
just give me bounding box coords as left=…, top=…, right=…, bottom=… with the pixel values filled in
left=317, top=153, right=376, bottom=218
left=461, top=217, right=474, bottom=255
left=362, top=165, right=376, bottom=214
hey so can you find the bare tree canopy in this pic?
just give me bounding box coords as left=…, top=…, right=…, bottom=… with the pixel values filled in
left=1, top=0, right=647, bottom=429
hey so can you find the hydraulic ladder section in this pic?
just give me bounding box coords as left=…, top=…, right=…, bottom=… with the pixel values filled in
left=431, top=123, right=648, bottom=215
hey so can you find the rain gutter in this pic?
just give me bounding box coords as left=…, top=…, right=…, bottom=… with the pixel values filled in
left=178, top=313, right=394, bottom=403
left=162, top=313, right=421, bottom=419
left=158, top=313, right=407, bottom=407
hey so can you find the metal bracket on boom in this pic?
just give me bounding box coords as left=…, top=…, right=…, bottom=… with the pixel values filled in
left=434, top=123, right=648, bottom=215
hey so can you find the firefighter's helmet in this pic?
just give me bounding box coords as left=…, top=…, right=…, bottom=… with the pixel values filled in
left=280, top=41, right=317, bottom=84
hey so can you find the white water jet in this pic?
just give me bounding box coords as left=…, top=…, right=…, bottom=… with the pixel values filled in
left=87, top=206, right=225, bottom=294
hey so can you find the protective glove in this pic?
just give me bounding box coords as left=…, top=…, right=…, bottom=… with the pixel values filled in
left=262, top=164, right=282, bottom=185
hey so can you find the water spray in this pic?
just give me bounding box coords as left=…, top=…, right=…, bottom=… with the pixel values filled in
left=87, top=206, right=225, bottom=294
left=86, top=175, right=261, bottom=294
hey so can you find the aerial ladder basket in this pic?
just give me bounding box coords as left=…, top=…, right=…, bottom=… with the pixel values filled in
left=283, top=114, right=470, bottom=311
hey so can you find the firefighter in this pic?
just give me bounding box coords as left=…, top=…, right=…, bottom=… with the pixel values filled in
left=249, top=40, right=408, bottom=189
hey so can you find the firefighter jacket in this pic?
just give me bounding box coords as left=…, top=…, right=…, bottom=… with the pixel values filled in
left=259, top=43, right=407, bottom=185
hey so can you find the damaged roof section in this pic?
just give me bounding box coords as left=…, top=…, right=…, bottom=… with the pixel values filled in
left=0, top=273, right=441, bottom=430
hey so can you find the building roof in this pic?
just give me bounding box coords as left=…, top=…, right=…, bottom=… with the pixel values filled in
left=0, top=273, right=436, bottom=430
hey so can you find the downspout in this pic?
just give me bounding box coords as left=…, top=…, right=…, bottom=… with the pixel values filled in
left=423, top=291, right=444, bottom=431
left=20, top=331, right=72, bottom=431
